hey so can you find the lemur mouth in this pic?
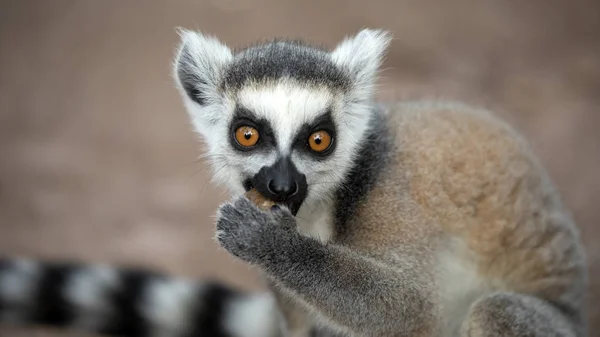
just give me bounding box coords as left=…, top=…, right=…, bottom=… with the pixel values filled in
left=243, top=176, right=306, bottom=216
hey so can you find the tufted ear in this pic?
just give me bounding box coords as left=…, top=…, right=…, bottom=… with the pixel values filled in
left=330, top=29, right=392, bottom=97
left=173, top=29, right=233, bottom=107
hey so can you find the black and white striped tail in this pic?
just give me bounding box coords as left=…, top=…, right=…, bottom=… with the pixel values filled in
left=0, top=258, right=280, bottom=337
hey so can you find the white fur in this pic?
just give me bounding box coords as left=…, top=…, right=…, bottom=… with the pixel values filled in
left=173, top=29, right=233, bottom=138
left=237, top=82, right=370, bottom=200
left=296, top=199, right=335, bottom=243
left=64, top=265, right=121, bottom=331
left=140, top=277, right=200, bottom=337
left=237, top=83, right=334, bottom=154
left=224, top=292, right=280, bottom=337
left=0, top=259, right=40, bottom=322
left=331, top=29, right=392, bottom=101
left=436, top=239, right=489, bottom=337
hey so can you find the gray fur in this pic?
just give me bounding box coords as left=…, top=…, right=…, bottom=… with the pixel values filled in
left=332, top=104, right=393, bottom=236
left=224, top=39, right=351, bottom=92
left=462, top=292, right=578, bottom=336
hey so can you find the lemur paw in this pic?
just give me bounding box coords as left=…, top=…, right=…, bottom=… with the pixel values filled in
left=215, top=196, right=297, bottom=263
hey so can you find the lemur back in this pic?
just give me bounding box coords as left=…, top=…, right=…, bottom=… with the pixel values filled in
left=0, top=29, right=587, bottom=337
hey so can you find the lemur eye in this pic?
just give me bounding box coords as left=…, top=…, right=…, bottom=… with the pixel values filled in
left=235, top=126, right=260, bottom=147
left=308, top=131, right=332, bottom=153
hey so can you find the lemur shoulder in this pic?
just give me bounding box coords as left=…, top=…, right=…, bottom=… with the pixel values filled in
left=0, top=29, right=587, bottom=337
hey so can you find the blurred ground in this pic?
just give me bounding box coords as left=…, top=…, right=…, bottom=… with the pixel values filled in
left=0, top=0, right=599, bottom=336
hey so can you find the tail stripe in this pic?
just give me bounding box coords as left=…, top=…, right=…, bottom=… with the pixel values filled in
left=34, top=263, right=77, bottom=327
left=99, top=269, right=159, bottom=337
left=190, top=282, right=239, bottom=337
left=64, top=264, right=121, bottom=331
left=0, top=259, right=279, bottom=337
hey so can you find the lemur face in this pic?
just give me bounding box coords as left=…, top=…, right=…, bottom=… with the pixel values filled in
left=174, top=29, right=391, bottom=213
left=226, top=83, right=339, bottom=215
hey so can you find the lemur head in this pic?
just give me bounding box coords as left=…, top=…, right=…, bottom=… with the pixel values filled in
left=173, top=29, right=391, bottom=214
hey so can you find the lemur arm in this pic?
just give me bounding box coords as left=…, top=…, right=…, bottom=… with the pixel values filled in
left=266, top=239, right=434, bottom=336
left=216, top=197, right=435, bottom=336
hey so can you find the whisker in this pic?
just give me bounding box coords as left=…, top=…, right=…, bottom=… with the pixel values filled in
left=178, top=158, right=203, bottom=168
left=312, top=170, right=336, bottom=174
left=183, top=157, right=228, bottom=183
left=307, top=181, right=340, bottom=186
left=198, top=163, right=229, bottom=196
left=162, top=151, right=231, bottom=180
left=185, top=165, right=212, bottom=183
left=159, top=160, right=208, bottom=181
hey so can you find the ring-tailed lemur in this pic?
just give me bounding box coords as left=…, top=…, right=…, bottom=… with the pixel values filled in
left=0, top=29, right=588, bottom=337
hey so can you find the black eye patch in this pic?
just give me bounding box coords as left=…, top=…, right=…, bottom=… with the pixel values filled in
left=292, top=109, right=337, bottom=159
left=229, top=106, right=276, bottom=153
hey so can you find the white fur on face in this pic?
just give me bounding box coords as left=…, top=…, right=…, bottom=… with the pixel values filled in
left=237, top=82, right=334, bottom=155
left=239, top=81, right=373, bottom=203
left=196, top=80, right=373, bottom=207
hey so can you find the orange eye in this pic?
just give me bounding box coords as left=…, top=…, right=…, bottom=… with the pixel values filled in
left=308, top=130, right=332, bottom=153
left=235, top=126, right=260, bottom=147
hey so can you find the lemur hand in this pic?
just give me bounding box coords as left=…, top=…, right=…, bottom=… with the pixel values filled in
left=215, top=196, right=298, bottom=264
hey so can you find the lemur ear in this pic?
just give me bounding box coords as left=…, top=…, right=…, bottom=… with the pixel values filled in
left=331, top=29, right=392, bottom=93
left=173, top=29, right=233, bottom=106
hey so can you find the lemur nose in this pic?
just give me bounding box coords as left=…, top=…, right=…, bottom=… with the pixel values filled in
left=267, top=178, right=298, bottom=198
left=252, top=156, right=308, bottom=212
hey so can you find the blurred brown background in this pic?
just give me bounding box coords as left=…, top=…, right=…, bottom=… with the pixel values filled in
left=0, top=0, right=598, bottom=336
